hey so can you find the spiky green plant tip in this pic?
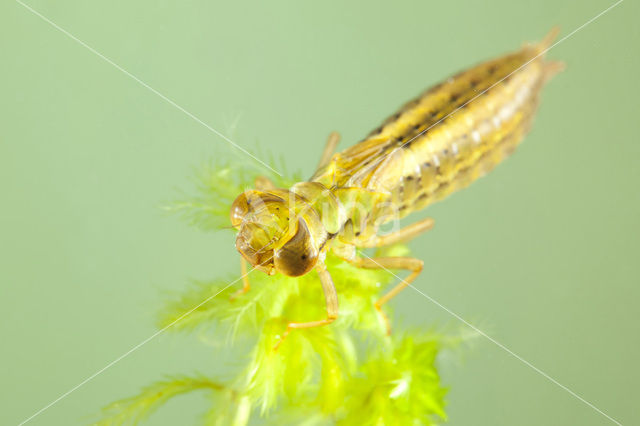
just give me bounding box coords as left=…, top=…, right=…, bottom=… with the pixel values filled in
left=97, top=161, right=464, bottom=426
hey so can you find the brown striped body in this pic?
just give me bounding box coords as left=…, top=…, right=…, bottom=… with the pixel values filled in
left=310, top=33, right=561, bottom=245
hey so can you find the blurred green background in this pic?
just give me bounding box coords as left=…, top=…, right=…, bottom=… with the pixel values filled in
left=1, top=0, right=638, bottom=424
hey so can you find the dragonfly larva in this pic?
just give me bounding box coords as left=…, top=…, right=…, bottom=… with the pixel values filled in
left=230, top=29, right=563, bottom=347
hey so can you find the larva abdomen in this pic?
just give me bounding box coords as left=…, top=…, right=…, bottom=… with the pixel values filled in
left=324, top=30, right=562, bottom=219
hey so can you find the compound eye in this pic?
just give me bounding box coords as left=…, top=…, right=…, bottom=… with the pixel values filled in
left=274, top=218, right=318, bottom=277
left=230, top=193, right=249, bottom=228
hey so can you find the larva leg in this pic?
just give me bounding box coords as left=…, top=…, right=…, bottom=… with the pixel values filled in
left=254, top=175, right=276, bottom=190
left=360, top=217, right=434, bottom=248
left=274, top=263, right=338, bottom=350
left=349, top=256, right=423, bottom=335
left=230, top=257, right=251, bottom=301
left=317, top=131, right=341, bottom=169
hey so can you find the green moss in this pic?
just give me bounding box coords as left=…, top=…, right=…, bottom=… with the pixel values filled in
left=97, top=162, right=461, bottom=425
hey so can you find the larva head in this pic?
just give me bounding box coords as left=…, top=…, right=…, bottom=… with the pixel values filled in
left=230, top=189, right=327, bottom=277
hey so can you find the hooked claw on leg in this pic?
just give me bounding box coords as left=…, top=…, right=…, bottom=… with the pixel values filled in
left=374, top=303, right=392, bottom=336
